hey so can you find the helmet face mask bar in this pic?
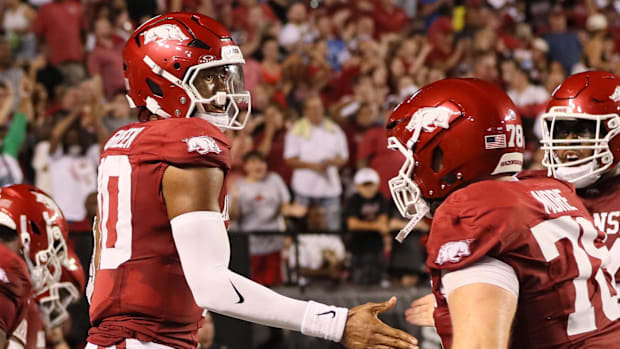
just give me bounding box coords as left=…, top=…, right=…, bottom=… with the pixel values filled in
left=540, top=106, right=620, bottom=188
left=37, top=281, right=79, bottom=327
left=20, top=212, right=68, bottom=296
left=387, top=136, right=430, bottom=242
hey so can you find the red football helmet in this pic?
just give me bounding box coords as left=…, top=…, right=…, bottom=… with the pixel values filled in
left=387, top=78, right=524, bottom=241
left=37, top=248, right=85, bottom=327
left=0, top=184, right=68, bottom=294
left=540, top=71, right=620, bottom=188
left=123, top=12, right=251, bottom=128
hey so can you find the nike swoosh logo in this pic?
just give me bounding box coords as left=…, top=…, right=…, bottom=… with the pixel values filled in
left=316, top=310, right=336, bottom=318
left=230, top=281, right=244, bottom=304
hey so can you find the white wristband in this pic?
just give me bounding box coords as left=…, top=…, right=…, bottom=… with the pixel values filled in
left=301, top=301, right=349, bottom=342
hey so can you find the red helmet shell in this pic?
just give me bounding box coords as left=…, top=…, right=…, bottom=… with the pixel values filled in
left=123, top=12, right=239, bottom=119
left=0, top=184, right=68, bottom=292
left=387, top=78, right=525, bottom=199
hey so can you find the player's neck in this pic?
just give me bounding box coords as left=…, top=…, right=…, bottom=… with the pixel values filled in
left=494, top=175, right=517, bottom=182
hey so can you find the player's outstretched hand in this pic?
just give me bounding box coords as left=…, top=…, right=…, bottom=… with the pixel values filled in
left=405, top=293, right=435, bottom=327
left=342, top=296, right=419, bottom=349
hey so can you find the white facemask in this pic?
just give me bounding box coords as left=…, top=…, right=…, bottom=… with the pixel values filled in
left=554, top=161, right=601, bottom=189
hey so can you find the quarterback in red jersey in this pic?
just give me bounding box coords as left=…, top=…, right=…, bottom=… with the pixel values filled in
left=86, top=12, right=417, bottom=349
left=0, top=184, right=71, bottom=349
left=386, top=78, right=620, bottom=348
left=540, top=71, right=620, bottom=288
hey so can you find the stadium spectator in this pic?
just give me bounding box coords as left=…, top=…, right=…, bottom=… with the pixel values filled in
left=0, top=39, right=23, bottom=109
left=279, top=2, right=311, bottom=51
left=543, top=5, right=582, bottom=75
left=0, top=78, right=30, bottom=186
left=372, top=0, right=409, bottom=35
left=87, top=17, right=125, bottom=99
left=345, top=168, right=390, bottom=285
left=425, top=16, right=465, bottom=73
left=47, top=79, right=107, bottom=224
left=2, top=0, right=37, bottom=63
left=357, top=107, right=404, bottom=199
left=259, top=38, right=283, bottom=87
left=289, top=204, right=347, bottom=286
left=253, top=103, right=293, bottom=185
left=504, top=60, right=549, bottom=119
left=229, top=150, right=304, bottom=286
left=33, top=0, right=87, bottom=84
left=100, top=93, right=131, bottom=131
left=284, top=95, right=348, bottom=231
left=387, top=203, right=428, bottom=287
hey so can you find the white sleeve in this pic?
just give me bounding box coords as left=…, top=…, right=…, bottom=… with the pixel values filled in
left=336, top=128, right=349, bottom=161
left=441, top=256, right=519, bottom=299
left=283, top=132, right=300, bottom=160
left=171, top=211, right=348, bottom=342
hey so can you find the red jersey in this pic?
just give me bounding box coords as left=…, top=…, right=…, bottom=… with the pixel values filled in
left=88, top=118, right=231, bottom=349
left=578, top=175, right=620, bottom=284
left=428, top=173, right=620, bottom=349
left=0, top=244, right=32, bottom=349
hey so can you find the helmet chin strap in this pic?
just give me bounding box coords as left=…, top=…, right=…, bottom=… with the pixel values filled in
left=395, top=200, right=430, bottom=243
left=555, top=160, right=601, bottom=189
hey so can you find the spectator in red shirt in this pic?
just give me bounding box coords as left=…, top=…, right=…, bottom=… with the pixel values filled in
left=425, top=16, right=465, bottom=73
left=357, top=107, right=405, bottom=199
left=232, top=0, right=278, bottom=32
left=33, top=0, right=87, bottom=84
left=260, top=38, right=283, bottom=86
left=372, top=0, right=408, bottom=36
left=87, top=17, right=125, bottom=99
left=254, top=103, right=293, bottom=185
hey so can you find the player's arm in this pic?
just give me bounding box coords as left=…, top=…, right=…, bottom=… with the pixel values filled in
left=443, top=257, right=518, bottom=349
left=405, top=293, right=435, bottom=327
left=163, top=165, right=418, bottom=349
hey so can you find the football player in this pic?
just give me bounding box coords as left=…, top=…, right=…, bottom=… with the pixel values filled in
left=404, top=71, right=620, bottom=333
left=86, top=12, right=418, bottom=349
left=540, top=70, right=620, bottom=289
left=0, top=184, right=70, bottom=349
left=387, top=78, right=620, bottom=348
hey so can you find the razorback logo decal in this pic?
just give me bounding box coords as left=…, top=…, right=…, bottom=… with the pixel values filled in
left=143, top=24, right=189, bottom=45
left=405, top=107, right=459, bottom=146
left=183, top=136, right=222, bottom=155
left=435, top=239, right=474, bottom=265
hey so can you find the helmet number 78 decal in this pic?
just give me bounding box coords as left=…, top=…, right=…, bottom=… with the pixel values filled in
left=507, top=124, right=524, bottom=148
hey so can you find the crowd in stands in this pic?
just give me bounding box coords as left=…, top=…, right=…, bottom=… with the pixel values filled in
left=1, top=0, right=620, bottom=345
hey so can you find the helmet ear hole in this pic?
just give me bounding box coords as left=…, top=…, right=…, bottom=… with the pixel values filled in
left=146, top=78, right=163, bottom=97
left=431, top=146, right=444, bottom=173
left=31, top=221, right=42, bottom=236
left=442, top=172, right=457, bottom=185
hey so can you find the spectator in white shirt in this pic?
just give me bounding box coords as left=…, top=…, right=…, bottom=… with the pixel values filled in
left=278, top=2, right=313, bottom=51
left=503, top=59, right=549, bottom=119
left=284, top=94, right=348, bottom=231
left=229, top=150, right=305, bottom=286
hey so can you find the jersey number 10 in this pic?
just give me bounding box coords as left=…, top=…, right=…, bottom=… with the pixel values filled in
left=95, top=155, right=133, bottom=270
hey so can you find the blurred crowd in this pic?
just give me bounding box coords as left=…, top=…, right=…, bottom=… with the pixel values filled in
left=1, top=0, right=620, bottom=344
